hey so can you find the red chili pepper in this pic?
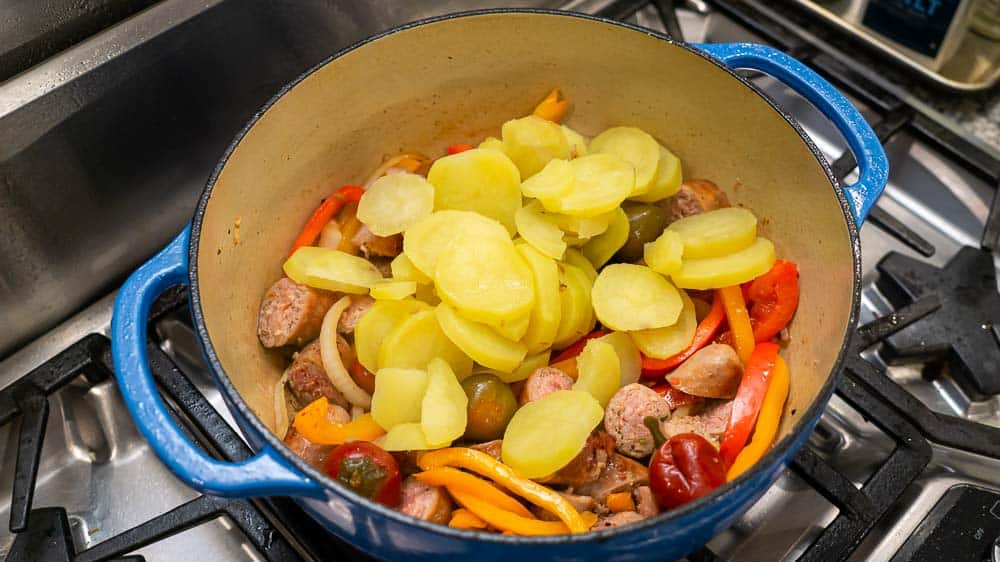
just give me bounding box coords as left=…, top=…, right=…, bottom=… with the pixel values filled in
left=747, top=260, right=799, bottom=342
left=643, top=420, right=726, bottom=510
left=289, top=185, right=365, bottom=255
left=447, top=143, right=474, bottom=155
left=650, top=383, right=704, bottom=410
left=550, top=329, right=609, bottom=364
left=351, top=360, right=377, bottom=395
left=718, top=342, right=780, bottom=466
left=325, top=441, right=402, bottom=507
left=640, top=293, right=726, bottom=377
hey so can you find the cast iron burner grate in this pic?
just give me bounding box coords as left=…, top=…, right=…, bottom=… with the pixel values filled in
left=876, top=247, right=1000, bottom=396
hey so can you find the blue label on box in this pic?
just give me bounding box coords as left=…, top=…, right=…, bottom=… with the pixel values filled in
left=862, top=0, right=962, bottom=57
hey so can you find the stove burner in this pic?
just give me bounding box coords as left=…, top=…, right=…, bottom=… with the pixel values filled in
left=876, top=246, right=1000, bottom=396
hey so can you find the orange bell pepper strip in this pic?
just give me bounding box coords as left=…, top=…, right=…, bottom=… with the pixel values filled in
left=414, top=467, right=534, bottom=518
left=719, top=285, right=755, bottom=364
left=605, top=491, right=635, bottom=513
left=640, top=292, right=725, bottom=375
left=289, top=185, right=365, bottom=255
left=292, top=397, right=385, bottom=445
left=417, top=448, right=589, bottom=533
left=448, top=508, right=488, bottom=530
left=726, top=355, right=790, bottom=481
left=447, top=143, right=474, bottom=155
left=718, top=343, right=779, bottom=466
left=532, top=89, right=569, bottom=123
left=448, top=489, right=596, bottom=536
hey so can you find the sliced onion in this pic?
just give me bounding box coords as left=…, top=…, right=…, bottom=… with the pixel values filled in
left=363, top=153, right=430, bottom=188
left=351, top=405, right=365, bottom=421
left=317, top=219, right=342, bottom=249
left=273, top=371, right=290, bottom=440
left=320, top=296, right=372, bottom=408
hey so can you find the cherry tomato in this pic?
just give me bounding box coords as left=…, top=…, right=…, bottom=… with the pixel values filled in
left=649, top=433, right=726, bottom=510
left=325, top=442, right=402, bottom=507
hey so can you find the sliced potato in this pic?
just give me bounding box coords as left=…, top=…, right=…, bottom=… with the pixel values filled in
left=403, top=210, right=510, bottom=278
left=553, top=262, right=596, bottom=349
left=644, top=229, right=684, bottom=276
left=490, top=312, right=530, bottom=342
left=501, top=390, right=604, bottom=478
left=562, top=248, right=598, bottom=284
left=435, top=235, right=535, bottom=324
left=520, top=158, right=574, bottom=202
left=421, top=358, right=468, bottom=445
left=378, top=309, right=473, bottom=378
left=672, top=237, right=776, bottom=290
left=492, top=350, right=551, bottom=383
left=546, top=153, right=634, bottom=217
left=581, top=207, right=629, bottom=268
left=390, top=253, right=432, bottom=285
left=371, top=367, right=428, bottom=430
left=369, top=279, right=417, bottom=300
left=630, top=290, right=697, bottom=358
left=592, top=264, right=682, bottom=331
left=516, top=242, right=562, bottom=354
left=630, top=146, right=682, bottom=203
left=479, top=136, right=504, bottom=152
left=544, top=209, right=613, bottom=238
left=357, top=173, right=435, bottom=236
left=380, top=422, right=446, bottom=451
left=573, top=340, right=621, bottom=407
left=668, top=207, right=757, bottom=259
left=501, top=115, right=570, bottom=178
left=596, top=331, right=642, bottom=387
left=515, top=200, right=567, bottom=260
left=283, top=246, right=383, bottom=294
left=562, top=124, right=588, bottom=158
left=589, top=126, right=660, bottom=197
left=435, top=304, right=528, bottom=372
left=427, top=148, right=521, bottom=235
left=354, top=298, right=429, bottom=371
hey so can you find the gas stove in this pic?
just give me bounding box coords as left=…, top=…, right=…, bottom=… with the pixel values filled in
left=2, top=1, right=1000, bottom=561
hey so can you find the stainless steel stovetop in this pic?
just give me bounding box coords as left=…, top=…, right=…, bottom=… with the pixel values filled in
left=2, top=1, right=999, bottom=560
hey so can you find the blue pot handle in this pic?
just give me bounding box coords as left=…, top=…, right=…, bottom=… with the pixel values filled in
left=694, top=42, right=888, bottom=224
left=111, top=226, right=324, bottom=498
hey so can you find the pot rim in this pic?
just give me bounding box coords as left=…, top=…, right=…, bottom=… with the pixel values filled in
left=187, top=7, right=861, bottom=545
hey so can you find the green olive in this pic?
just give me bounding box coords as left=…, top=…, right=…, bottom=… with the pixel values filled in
left=616, top=202, right=668, bottom=263
left=461, top=373, right=518, bottom=441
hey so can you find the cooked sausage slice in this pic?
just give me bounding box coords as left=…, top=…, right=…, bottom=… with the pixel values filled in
left=593, top=511, right=645, bottom=529
left=573, top=453, right=649, bottom=502
left=666, top=344, right=742, bottom=399
left=284, top=341, right=350, bottom=409
left=470, top=439, right=503, bottom=462
left=283, top=429, right=333, bottom=471
left=400, top=477, right=453, bottom=524
left=634, top=485, right=658, bottom=517
left=543, top=431, right=615, bottom=487
left=352, top=224, right=403, bottom=258
left=660, top=400, right=733, bottom=445
left=660, top=179, right=730, bottom=223
left=338, top=294, right=374, bottom=334
left=519, top=367, right=574, bottom=404
left=257, top=277, right=337, bottom=348
left=604, top=383, right=672, bottom=458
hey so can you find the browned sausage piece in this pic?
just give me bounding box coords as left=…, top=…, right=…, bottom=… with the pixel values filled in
left=660, top=400, right=733, bottom=445
left=283, top=429, right=333, bottom=471
left=519, top=367, right=574, bottom=405
left=470, top=439, right=503, bottom=462
left=338, top=294, right=374, bottom=334
left=284, top=341, right=350, bottom=409
left=574, top=453, right=649, bottom=503
left=257, top=277, right=337, bottom=348
left=543, top=431, right=615, bottom=487
left=660, top=179, right=730, bottom=223
left=603, top=383, right=672, bottom=458
left=634, top=485, right=658, bottom=517
left=352, top=224, right=403, bottom=259
left=593, top=511, right=645, bottom=529
left=533, top=492, right=596, bottom=521
left=400, top=477, right=453, bottom=524
left=666, top=344, right=742, bottom=399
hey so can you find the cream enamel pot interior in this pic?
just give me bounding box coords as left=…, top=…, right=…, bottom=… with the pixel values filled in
left=111, top=10, right=887, bottom=562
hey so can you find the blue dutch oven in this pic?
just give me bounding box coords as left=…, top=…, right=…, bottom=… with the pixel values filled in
left=111, top=10, right=887, bottom=561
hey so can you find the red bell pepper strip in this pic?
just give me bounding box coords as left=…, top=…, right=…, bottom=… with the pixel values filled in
left=747, top=260, right=800, bottom=342
left=325, top=441, right=402, bottom=507
left=447, top=143, right=474, bottom=155
left=288, top=185, right=365, bottom=255
left=640, top=292, right=726, bottom=376
left=550, top=329, right=609, bottom=364
left=643, top=418, right=726, bottom=510
left=718, top=342, right=780, bottom=466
